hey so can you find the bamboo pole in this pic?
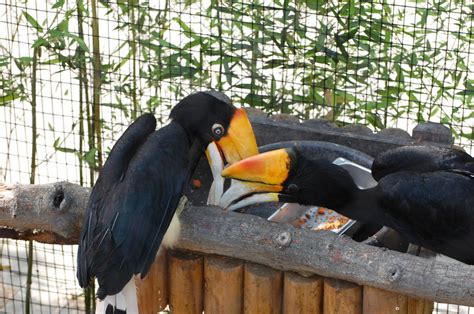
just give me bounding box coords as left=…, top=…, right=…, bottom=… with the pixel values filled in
left=90, top=0, right=103, bottom=169
left=363, top=286, right=408, bottom=314
left=135, top=247, right=169, bottom=313
left=204, top=256, right=243, bottom=314
left=407, top=297, right=434, bottom=314
left=244, top=263, right=282, bottom=314
left=169, top=250, right=203, bottom=314
left=324, top=278, right=362, bottom=314
left=283, top=272, right=323, bottom=313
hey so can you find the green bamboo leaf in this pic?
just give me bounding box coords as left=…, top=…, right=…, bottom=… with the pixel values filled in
left=32, top=37, right=48, bottom=48
left=23, top=11, right=43, bottom=32
left=0, top=92, right=21, bottom=106
left=55, top=146, right=77, bottom=153
left=52, top=0, right=65, bottom=8
left=67, top=34, right=89, bottom=52
left=366, top=112, right=385, bottom=130
left=84, top=148, right=98, bottom=167
left=174, top=17, right=198, bottom=39
left=295, top=0, right=327, bottom=11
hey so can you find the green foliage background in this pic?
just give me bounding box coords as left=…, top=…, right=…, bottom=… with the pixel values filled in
left=0, top=0, right=473, bottom=311
left=1, top=0, right=473, bottom=185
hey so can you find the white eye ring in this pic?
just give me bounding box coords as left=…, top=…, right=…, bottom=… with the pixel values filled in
left=212, top=123, right=224, bottom=137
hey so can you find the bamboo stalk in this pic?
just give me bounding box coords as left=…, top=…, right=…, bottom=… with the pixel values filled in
left=215, top=0, right=223, bottom=90
left=29, top=46, right=39, bottom=185
left=25, top=45, right=40, bottom=314
left=283, top=272, right=323, bottom=314
left=324, top=278, right=362, bottom=314
left=363, top=286, right=408, bottom=314
left=244, top=263, right=282, bottom=314
left=90, top=0, right=103, bottom=169
left=204, top=256, right=243, bottom=314
left=128, top=0, right=138, bottom=119
left=76, top=0, right=86, bottom=187
left=77, top=1, right=95, bottom=310
left=169, top=250, right=203, bottom=314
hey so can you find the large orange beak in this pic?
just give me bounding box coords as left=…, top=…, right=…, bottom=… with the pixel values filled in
left=219, top=148, right=293, bottom=210
left=221, top=148, right=291, bottom=184
left=205, top=108, right=258, bottom=205
left=215, top=108, right=258, bottom=164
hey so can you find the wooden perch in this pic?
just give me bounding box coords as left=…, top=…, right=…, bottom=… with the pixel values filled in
left=0, top=182, right=90, bottom=244
left=1, top=182, right=474, bottom=305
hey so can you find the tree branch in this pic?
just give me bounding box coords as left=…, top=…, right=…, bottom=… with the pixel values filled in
left=0, top=182, right=89, bottom=244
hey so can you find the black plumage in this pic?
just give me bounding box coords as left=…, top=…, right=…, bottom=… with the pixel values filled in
left=372, top=145, right=474, bottom=180
left=222, top=144, right=474, bottom=264
left=77, top=91, right=257, bottom=301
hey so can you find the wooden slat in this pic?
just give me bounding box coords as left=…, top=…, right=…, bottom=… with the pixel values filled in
left=244, top=263, right=282, bottom=314
left=135, top=247, right=168, bottom=313
left=169, top=250, right=203, bottom=314
left=283, top=272, right=323, bottom=313
left=204, top=256, right=243, bottom=314
left=363, top=286, right=408, bottom=314
left=135, top=248, right=168, bottom=313
left=324, top=278, right=362, bottom=314
left=407, top=297, right=434, bottom=314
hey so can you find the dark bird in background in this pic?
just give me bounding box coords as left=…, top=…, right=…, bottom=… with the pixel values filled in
left=77, top=91, right=258, bottom=313
left=221, top=143, right=474, bottom=264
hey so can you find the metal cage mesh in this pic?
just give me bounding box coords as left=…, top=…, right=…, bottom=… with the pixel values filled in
left=0, top=0, right=473, bottom=312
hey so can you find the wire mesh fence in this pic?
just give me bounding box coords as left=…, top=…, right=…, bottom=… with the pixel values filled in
left=0, top=0, right=473, bottom=312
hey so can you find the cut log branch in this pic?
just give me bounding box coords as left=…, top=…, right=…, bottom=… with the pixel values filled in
left=0, top=182, right=90, bottom=244
left=1, top=182, right=474, bottom=305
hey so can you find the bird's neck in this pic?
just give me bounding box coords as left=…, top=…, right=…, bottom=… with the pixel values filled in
left=167, top=121, right=204, bottom=176
left=170, top=121, right=196, bottom=146
left=336, top=188, right=386, bottom=226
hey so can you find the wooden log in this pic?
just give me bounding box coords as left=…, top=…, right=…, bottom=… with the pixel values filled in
left=0, top=182, right=90, bottom=244
left=244, top=263, right=282, bottom=314
left=3, top=183, right=474, bottom=306
left=283, top=272, right=323, bottom=313
left=363, top=286, right=408, bottom=314
left=324, top=278, right=362, bottom=314
left=169, top=250, right=203, bottom=314
left=204, top=256, right=243, bottom=314
left=407, top=297, right=434, bottom=314
left=135, top=247, right=168, bottom=313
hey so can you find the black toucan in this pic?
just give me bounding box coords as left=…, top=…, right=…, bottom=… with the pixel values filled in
left=221, top=143, right=474, bottom=264
left=77, top=91, right=258, bottom=313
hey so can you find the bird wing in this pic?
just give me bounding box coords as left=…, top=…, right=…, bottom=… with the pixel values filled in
left=77, top=120, right=190, bottom=298
left=378, top=171, right=474, bottom=262
left=372, top=145, right=474, bottom=181
left=77, top=113, right=156, bottom=288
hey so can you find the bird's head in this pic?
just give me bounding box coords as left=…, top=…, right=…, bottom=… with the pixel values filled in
left=220, top=146, right=357, bottom=211
left=170, top=91, right=258, bottom=165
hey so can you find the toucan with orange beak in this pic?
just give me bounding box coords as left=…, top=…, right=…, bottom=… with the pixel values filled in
left=77, top=91, right=258, bottom=313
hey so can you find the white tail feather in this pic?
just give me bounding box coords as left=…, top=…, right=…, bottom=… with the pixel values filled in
left=95, top=278, right=138, bottom=314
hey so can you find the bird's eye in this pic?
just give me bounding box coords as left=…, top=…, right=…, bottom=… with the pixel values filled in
left=212, top=123, right=224, bottom=139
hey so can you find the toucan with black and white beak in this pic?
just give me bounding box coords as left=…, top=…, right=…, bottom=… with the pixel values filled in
left=221, top=143, right=474, bottom=264
left=76, top=91, right=258, bottom=313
